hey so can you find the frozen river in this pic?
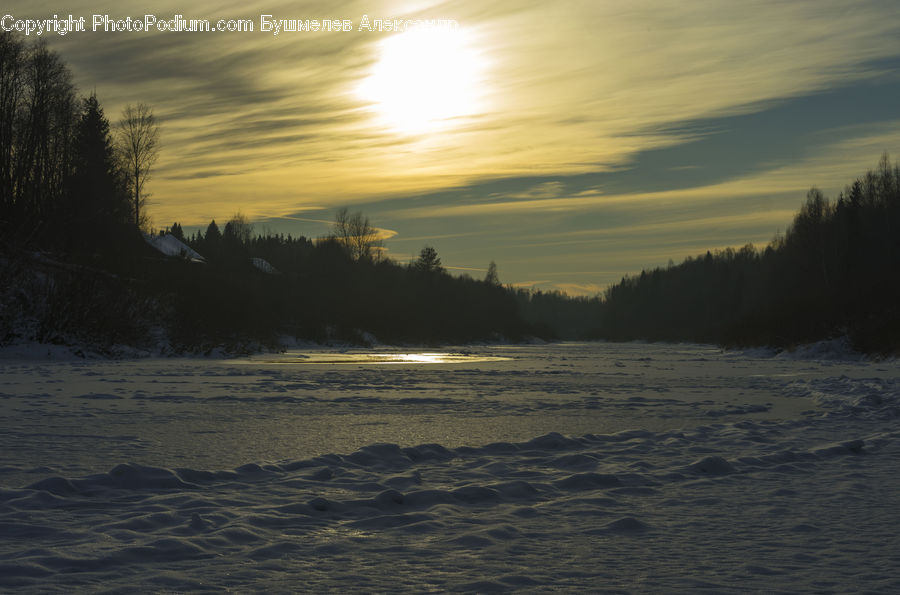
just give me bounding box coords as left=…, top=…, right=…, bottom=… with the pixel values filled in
left=2, top=342, right=899, bottom=591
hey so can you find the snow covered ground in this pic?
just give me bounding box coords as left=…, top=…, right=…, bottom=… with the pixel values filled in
left=1, top=342, right=899, bottom=592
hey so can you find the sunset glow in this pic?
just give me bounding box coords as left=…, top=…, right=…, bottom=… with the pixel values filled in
left=15, top=0, right=900, bottom=294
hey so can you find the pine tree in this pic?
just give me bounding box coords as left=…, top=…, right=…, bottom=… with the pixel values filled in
left=485, top=261, right=500, bottom=285
left=413, top=245, right=443, bottom=273
left=66, top=92, right=129, bottom=249
left=205, top=220, right=221, bottom=242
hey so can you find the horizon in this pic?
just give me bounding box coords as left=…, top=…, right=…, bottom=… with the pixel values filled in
left=11, top=0, right=900, bottom=294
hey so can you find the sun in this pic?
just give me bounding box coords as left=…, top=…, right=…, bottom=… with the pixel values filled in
left=357, top=28, right=485, bottom=134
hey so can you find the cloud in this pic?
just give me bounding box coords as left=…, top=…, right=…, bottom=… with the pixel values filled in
left=549, top=282, right=606, bottom=297
left=25, top=0, right=897, bottom=225
left=445, top=265, right=487, bottom=273
left=388, top=231, right=483, bottom=244
left=12, top=0, right=900, bottom=289
left=373, top=226, right=398, bottom=241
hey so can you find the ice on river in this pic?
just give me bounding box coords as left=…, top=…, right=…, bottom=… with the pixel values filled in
left=1, top=342, right=899, bottom=592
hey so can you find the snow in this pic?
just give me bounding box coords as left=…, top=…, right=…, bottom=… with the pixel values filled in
left=773, top=336, right=868, bottom=361
left=2, top=342, right=900, bottom=591
left=143, top=233, right=205, bottom=263
left=250, top=257, right=279, bottom=274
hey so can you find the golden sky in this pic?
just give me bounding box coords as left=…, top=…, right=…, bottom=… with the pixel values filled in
left=15, top=0, right=900, bottom=293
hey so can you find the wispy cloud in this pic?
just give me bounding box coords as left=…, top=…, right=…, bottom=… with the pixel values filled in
left=445, top=265, right=488, bottom=273
left=26, top=0, right=897, bottom=223
left=14, top=0, right=900, bottom=289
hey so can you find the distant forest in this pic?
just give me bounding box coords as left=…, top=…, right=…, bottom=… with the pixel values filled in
left=151, top=212, right=528, bottom=348
left=1, top=32, right=898, bottom=354
left=586, top=155, right=900, bottom=354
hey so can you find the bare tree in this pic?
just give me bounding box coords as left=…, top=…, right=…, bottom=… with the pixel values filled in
left=0, top=36, right=77, bottom=240
left=223, top=211, right=253, bottom=245
left=116, top=103, right=159, bottom=229
left=0, top=32, right=25, bottom=217
left=332, top=207, right=383, bottom=261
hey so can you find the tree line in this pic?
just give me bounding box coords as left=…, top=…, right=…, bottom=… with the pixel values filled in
left=0, top=32, right=158, bottom=254
left=589, top=155, right=900, bottom=354
left=142, top=210, right=527, bottom=349
left=147, top=155, right=900, bottom=354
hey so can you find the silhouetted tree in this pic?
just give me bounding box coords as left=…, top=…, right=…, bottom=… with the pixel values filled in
left=331, top=207, right=382, bottom=261
left=413, top=245, right=443, bottom=273
left=65, top=93, right=130, bottom=245
left=223, top=212, right=253, bottom=245
left=116, top=103, right=159, bottom=230
left=485, top=261, right=500, bottom=285
left=0, top=32, right=25, bottom=227
left=205, top=220, right=221, bottom=243
left=0, top=35, right=77, bottom=242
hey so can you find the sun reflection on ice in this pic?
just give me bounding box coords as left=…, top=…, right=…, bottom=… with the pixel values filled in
left=254, top=351, right=512, bottom=365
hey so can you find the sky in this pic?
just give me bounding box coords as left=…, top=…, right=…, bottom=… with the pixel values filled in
left=10, top=0, right=900, bottom=294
